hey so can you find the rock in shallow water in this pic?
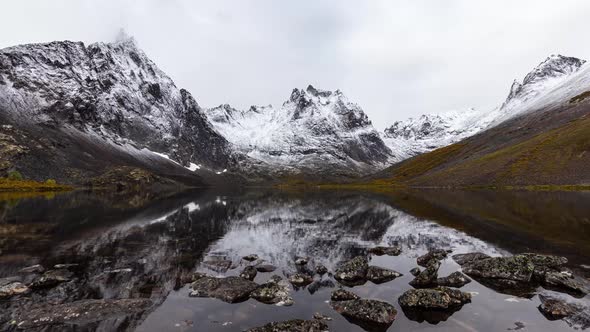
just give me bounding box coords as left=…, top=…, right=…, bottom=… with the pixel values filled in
left=334, top=256, right=368, bottom=283
left=289, top=273, right=314, bottom=287
left=366, top=266, right=402, bottom=284
left=315, top=264, right=328, bottom=275
left=398, top=286, right=472, bottom=309
left=436, top=271, right=472, bottom=288
left=243, top=254, right=259, bottom=262
left=245, top=319, right=329, bottom=332
left=368, top=245, right=402, bottom=256
left=331, top=298, right=397, bottom=329
left=331, top=288, right=360, bottom=301
left=417, top=249, right=450, bottom=267
left=462, top=255, right=535, bottom=282
left=256, top=264, right=277, bottom=273
left=538, top=294, right=590, bottom=330
left=250, top=278, right=293, bottom=306
left=452, top=252, right=490, bottom=266
left=409, top=259, right=440, bottom=288
left=240, top=266, right=258, bottom=281
left=410, top=267, right=421, bottom=276
left=190, top=276, right=258, bottom=303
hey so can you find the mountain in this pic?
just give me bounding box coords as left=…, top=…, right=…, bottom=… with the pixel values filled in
left=0, top=35, right=244, bottom=187
left=369, top=55, right=590, bottom=187
left=381, top=54, right=587, bottom=163
left=205, top=85, right=394, bottom=178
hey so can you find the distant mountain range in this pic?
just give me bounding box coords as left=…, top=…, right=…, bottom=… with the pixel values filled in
left=1, top=35, right=588, bottom=187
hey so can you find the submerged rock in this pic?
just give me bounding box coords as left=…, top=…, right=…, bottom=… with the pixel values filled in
left=242, top=254, right=259, bottom=262
left=30, top=269, right=73, bottom=289
left=538, top=294, right=590, bottom=330
left=417, top=249, right=450, bottom=267
left=15, top=299, right=152, bottom=329
left=315, top=264, right=328, bottom=275
left=256, top=264, right=277, bottom=273
left=334, top=256, right=368, bottom=283
left=245, top=319, right=328, bottom=332
left=250, top=279, right=293, bottom=306
left=189, top=276, right=258, bottom=303
left=409, top=259, right=440, bottom=288
left=368, top=246, right=402, bottom=256
left=436, top=271, right=472, bottom=288
left=452, top=252, right=490, bottom=266
left=331, top=298, right=397, bottom=329
left=240, top=266, right=258, bottom=281
left=288, top=273, right=314, bottom=287
left=331, top=288, right=360, bottom=301
left=398, top=286, right=472, bottom=309
left=366, top=266, right=402, bottom=284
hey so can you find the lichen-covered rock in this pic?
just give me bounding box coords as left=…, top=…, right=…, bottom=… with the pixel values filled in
left=541, top=270, right=587, bottom=295
left=245, top=319, right=329, bottom=332
left=250, top=279, right=293, bottom=306
left=436, top=271, right=472, bottom=288
left=331, top=298, right=397, bottom=328
left=331, top=288, right=360, bottom=301
left=366, top=266, right=402, bottom=284
left=14, top=299, right=152, bottom=329
left=398, top=286, right=471, bottom=309
left=409, top=259, right=440, bottom=288
left=520, top=253, right=567, bottom=268
left=288, top=273, right=313, bottom=287
left=462, top=255, right=535, bottom=282
left=30, top=269, right=73, bottom=289
left=240, top=266, right=258, bottom=281
left=334, top=256, right=368, bottom=282
left=452, top=252, right=490, bottom=266
left=189, top=276, right=258, bottom=303
left=417, top=249, right=450, bottom=267
left=538, top=294, right=590, bottom=330
left=368, top=246, right=402, bottom=256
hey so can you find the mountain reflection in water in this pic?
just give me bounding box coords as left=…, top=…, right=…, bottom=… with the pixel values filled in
left=0, top=189, right=589, bottom=331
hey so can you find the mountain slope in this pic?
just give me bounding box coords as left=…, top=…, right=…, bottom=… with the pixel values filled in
left=205, top=85, right=394, bottom=178
left=370, top=61, right=590, bottom=187
left=381, top=55, right=587, bottom=162
left=0, top=36, right=243, bottom=186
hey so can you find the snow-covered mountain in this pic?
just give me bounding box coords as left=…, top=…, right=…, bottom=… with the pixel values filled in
left=0, top=34, right=245, bottom=184
left=205, top=85, right=394, bottom=177
left=382, top=54, right=587, bottom=161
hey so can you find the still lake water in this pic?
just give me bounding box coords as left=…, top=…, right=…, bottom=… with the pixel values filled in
left=1, top=189, right=589, bottom=331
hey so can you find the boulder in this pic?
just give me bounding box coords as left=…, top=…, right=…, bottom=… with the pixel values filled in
left=417, top=249, right=450, bottom=267
left=240, top=266, right=258, bottom=281
left=366, top=266, right=402, bottom=284
left=189, top=276, right=258, bottom=303
left=368, top=246, right=402, bottom=256
left=436, top=271, right=472, bottom=288
left=541, top=270, right=587, bottom=296
left=245, top=319, right=328, bottom=332
left=334, top=256, right=368, bottom=283
left=462, top=255, right=535, bottom=282
left=398, top=286, right=471, bottom=309
left=331, top=298, right=397, bottom=329
left=331, top=288, right=360, bottom=301
left=288, top=273, right=314, bottom=287
left=452, top=252, right=490, bottom=266
left=538, top=294, right=590, bottom=330
left=250, top=279, right=293, bottom=306
left=409, top=259, right=440, bottom=288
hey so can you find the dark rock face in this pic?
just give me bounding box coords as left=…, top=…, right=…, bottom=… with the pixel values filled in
left=538, top=294, right=590, bottom=330
left=30, top=269, right=73, bottom=289
left=417, top=249, right=450, bottom=267
left=13, top=299, right=152, bottom=330
left=368, top=246, right=402, bottom=256
left=334, top=256, right=368, bottom=283
left=452, top=252, right=490, bottom=266
left=239, top=266, right=258, bottom=281
left=366, top=266, right=402, bottom=284
left=409, top=259, right=440, bottom=288
left=250, top=278, right=293, bottom=306
left=331, top=298, right=397, bottom=329
left=398, top=287, right=471, bottom=309
left=436, top=271, right=472, bottom=288
left=189, top=276, right=258, bottom=303
left=245, top=319, right=329, bottom=332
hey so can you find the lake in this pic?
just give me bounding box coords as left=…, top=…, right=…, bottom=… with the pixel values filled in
left=1, top=189, right=589, bottom=331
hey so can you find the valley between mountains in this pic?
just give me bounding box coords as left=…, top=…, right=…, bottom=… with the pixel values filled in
left=0, top=35, right=589, bottom=190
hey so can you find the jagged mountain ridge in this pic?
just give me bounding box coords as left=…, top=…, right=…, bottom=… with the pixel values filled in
left=0, top=36, right=247, bottom=184
left=205, top=85, right=394, bottom=177
left=381, top=54, right=587, bottom=161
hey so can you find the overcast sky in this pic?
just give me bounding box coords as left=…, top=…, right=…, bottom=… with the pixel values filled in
left=2, top=1, right=590, bottom=129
